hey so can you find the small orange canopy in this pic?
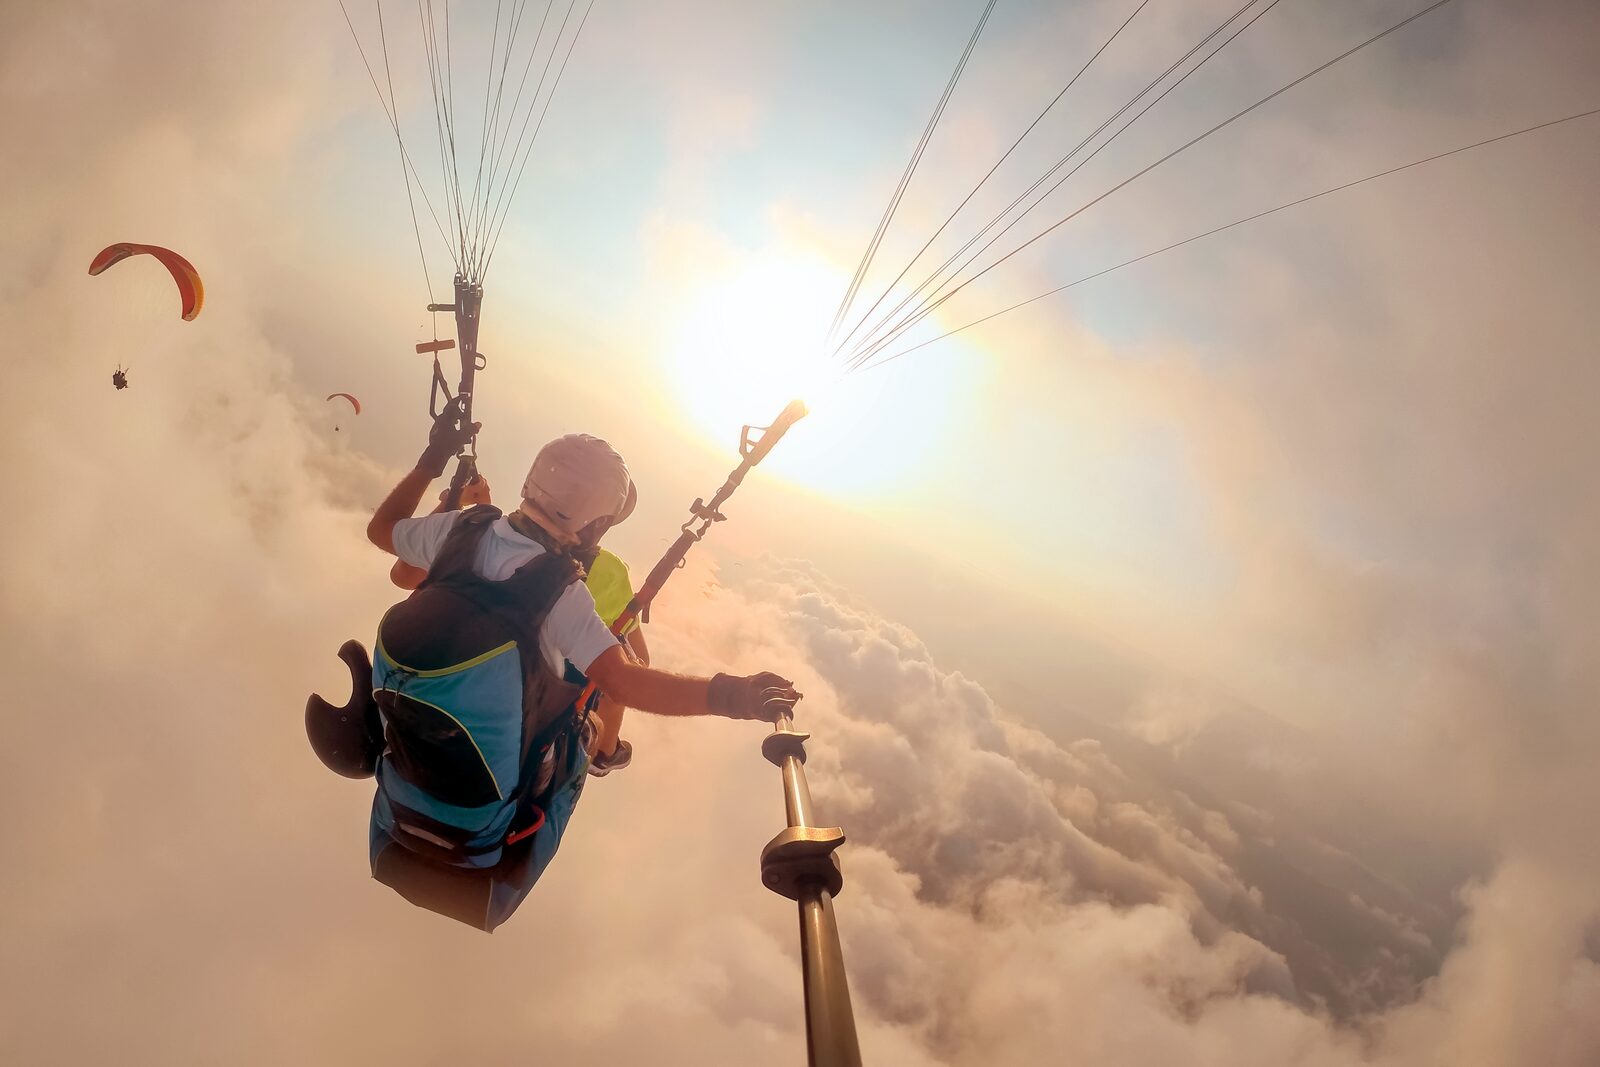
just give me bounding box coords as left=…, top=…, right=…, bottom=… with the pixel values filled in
left=326, top=393, right=361, bottom=415
left=88, top=243, right=204, bottom=321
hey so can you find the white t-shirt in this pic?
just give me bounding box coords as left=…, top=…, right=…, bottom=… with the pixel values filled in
left=392, top=511, right=619, bottom=676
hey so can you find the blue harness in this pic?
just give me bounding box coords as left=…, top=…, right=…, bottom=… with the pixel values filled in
left=367, top=507, right=593, bottom=930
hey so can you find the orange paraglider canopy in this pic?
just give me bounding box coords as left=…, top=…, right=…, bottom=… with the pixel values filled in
left=88, top=243, right=205, bottom=321
left=326, top=393, right=361, bottom=415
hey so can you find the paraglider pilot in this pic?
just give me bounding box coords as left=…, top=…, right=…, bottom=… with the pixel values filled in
left=111, top=366, right=128, bottom=390
left=387, top=473, right=646, bottom=778
left=320, top=406, right=803, bottom=931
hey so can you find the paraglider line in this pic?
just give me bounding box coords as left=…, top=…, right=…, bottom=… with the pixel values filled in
left=857, top=106, right=1600, bottom=373
left=418, top=2, right=458, bottom=257
left=465, top=0, right=534, bottom=264
left=479, top=0, right=590, bottom=276
left=829, top=0, right=1152, bottom=364
left=843, top=0, right=1274, bottom=368
left=419, top=0, right=469, bottom=264
left=438, top=0, right=474, bottom=269
left=825, top=0, right=997, bottom=352
left=465, top=0, right=565, bottom=280
left=472, top=0, right=555, bottom=279
left=375, top=0, right=448, bottom=299
left=338, top=0, right=455, bottom=293
left=848, top=0, right=1460, bottom=372
left=846, top=0, right=1284, bottom=371
left=481, top=0, right=596, bottom=279
left=465, top=0, right=506, bottom=252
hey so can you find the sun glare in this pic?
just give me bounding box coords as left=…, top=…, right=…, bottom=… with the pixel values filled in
left=664, top=252, right=984, bottom=501
left=668, top=256, right=839, bottom=428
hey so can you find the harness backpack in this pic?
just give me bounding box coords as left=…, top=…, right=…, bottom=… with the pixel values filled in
left=370, top=505, right=587, bottom=871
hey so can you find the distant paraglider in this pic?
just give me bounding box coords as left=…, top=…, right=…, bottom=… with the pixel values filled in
left=87, top=243, right=205, bottom=321
left=111, top=366, right=129, bottom=391
left=326, top=392, right=361, bottom=431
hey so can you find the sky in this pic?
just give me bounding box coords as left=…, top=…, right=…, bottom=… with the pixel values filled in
left=2, top=0, right=1599, bottom=1064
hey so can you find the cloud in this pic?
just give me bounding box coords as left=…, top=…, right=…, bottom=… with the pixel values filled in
left=701, top=556, right=1600, bottom=1064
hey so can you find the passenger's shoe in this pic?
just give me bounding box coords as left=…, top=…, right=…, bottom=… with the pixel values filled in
left=588, top=739, right=633, bottom=777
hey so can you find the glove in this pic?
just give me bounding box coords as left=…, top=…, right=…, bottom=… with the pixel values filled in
left=708, top=672, right=802, bottom=722
left=417, top=402, right=479, bottom=478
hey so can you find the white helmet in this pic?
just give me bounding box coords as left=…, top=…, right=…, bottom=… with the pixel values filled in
left=520, top=433, right=634, bottom=538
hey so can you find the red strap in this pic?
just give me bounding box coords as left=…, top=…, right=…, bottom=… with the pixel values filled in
left=504, top=806, right=546, bottom=846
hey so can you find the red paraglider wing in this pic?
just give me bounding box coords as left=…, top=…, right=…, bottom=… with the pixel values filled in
left=88, top=243, right=205, bottom=321
left=326, top=392, right=362, bottom=415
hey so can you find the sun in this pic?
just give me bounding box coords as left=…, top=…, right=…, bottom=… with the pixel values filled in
left=664, top=250, right=985, bottom=501
left=667, top=255, right=840, bottom=432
